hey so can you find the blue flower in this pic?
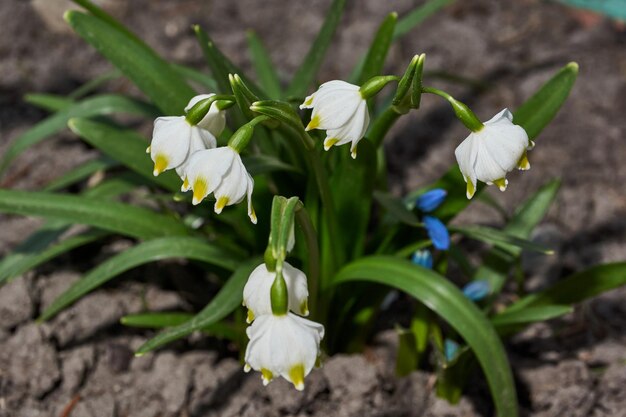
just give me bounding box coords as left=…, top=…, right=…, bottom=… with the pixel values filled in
left=444, top=339, right=460, bottom=362
left=415, top=188, right=447, bottom=213
left=411, top=249, right=433, bottom=269
left=423, top=215, right=450, bottom=250
left=462, top=280, right=491, bottom=302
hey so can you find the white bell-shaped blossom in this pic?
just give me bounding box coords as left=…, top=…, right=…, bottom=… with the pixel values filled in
left=149, top=116, right=216, bottom=178
left=244, top=313, right=324, bottom=390
left=454, top=109, right=532, bottom=199
left=243, top=262, right=309, bottom=323
left=301, top=80, right=369, bottom=159
left=184, top=93, right=226, bottom=137
left=184, top=146, right=256, bottom=223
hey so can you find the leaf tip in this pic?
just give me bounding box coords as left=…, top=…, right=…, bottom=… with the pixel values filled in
left=566, top=62, right=579, bottom=74
left=63, top=9, right=77, bottom=24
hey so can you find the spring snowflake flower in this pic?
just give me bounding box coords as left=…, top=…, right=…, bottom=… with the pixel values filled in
left=243, top=262, right=309, bottom=323
left=301, top=80, right=369, bottom=159
left=244, top=313, right=324, bottom=390
left=454, top=109, right=532, bottom=199
left=149, top=94, right=226, bottom=179
left=184, top=146, right=256, bottom=223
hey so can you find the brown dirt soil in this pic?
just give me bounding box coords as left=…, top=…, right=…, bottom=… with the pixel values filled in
left=1, top=0, right=625, bottom=416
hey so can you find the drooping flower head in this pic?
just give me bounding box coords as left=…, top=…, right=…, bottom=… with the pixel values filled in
left=243, top=262, right=309, bottom=323
left=244, top=313, right=324, bottom=390
left=150, top=94, right=226, bottom=179
left=300, top=80, right=369, bottom=159
left=184, top=146, right=256, bottom=223
left=454, top=109, right=531, bottom=199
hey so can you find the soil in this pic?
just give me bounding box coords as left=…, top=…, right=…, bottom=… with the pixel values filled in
left=1, top=0, right=625, bottom=416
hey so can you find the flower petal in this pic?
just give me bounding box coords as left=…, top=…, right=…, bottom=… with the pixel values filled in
left=424, top=215, right=450, bottom=250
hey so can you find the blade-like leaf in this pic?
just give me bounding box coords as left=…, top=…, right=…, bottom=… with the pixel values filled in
left=394, top=0, right=455, bottom=40
left=506, top=262, right=626, bottom=312
left=285, top=0, right=347, bottom=98
left=242, top=154, right=301, bottom=176
left=451, top=225, right=554, bottom=255
left=491, top=305, right=572, bottom=329
left=0, top=189, right=189, bottom=239
left=373, top=190, right=419, bottom=225
left=121, top=312, right=239, bottom=340
left=0, top=95, right=158, bottom=176
left=44, top=156, right=119, bottom=192
left=66, top=10, right=195, bottom=115
left=357, top=12, right=397, bottom=85
left=39, top=237, right=242, bottom=321
left=172, top=64, right=217, bottom=91
left=135, top=257, right=260, bottom=355
left=68, top=118, right=180, bottom=192
left=514, top=63, right=579, bottom=139
left=334, top=256, right=518, bottom=417
left=24, top=94, right=74, bottom=112
left=247, top=31, right=282, bottom=98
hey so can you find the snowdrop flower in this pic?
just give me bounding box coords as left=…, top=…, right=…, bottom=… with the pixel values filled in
left=184, top=146, right=256, bottom=223
left=243, top=262, right=309, bottom=323
left=454, top=109, right=532, bottom=199
left=301, top=80, right=369, bottom=159
left=184, top=93, right=226, bottom=136
left=149, top=116, right=216, bottom=178
left=244, top=313, right=324, bottom=390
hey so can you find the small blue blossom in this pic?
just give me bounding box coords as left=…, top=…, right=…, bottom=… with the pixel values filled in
left=423, top=215, right=450, bottom=250
left=416, top=188, right=447, bottom=213
left=462, top=280, right=491, bottom=302
left=444, top=339, right=460, bottom=362
left=411, top=249, right=433, bottom=269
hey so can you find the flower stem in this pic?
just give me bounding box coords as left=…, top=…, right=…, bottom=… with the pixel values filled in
left=368, top=106, right=402, bottom=148
left=295, top=204, right=321, bottom=319
left=421, top=86, right=483, bottom=132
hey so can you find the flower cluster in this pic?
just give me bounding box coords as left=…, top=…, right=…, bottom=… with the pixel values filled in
left=242, top=262, right=324, bottom=390
left=149, top=94, right=257, bottom=223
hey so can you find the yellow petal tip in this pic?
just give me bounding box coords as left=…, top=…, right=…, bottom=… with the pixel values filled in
left=305, top=115, right=320, bottom=131
left=214, top=196, right=229, bottom=214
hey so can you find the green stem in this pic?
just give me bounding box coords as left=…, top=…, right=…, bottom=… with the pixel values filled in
left=421, top=87, right=483, bottom=132
left=369, top=106, right=402, bottom=148
left=295, top=204, right=321, bottom=320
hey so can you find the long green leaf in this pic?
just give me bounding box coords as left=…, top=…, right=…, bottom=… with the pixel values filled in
left=172, top=64, right=217, bottom=91
left=334, top=256, right=518, bottom=417
left=39, top=237, right=241, bottom=321
left=0, top=189, right=188, bottom=239
left=242, top=154, right=301, bottom=176
left=0, top=95, right=158, bottom=176
left=357, top=12, right=397, bottom=85
left=121, top=312, right=239, bottom=340
left=491, top=305, right=572, bottom=329
left=373, top=190, right=419, bottom=225
left=24, top=94, right=74, bottom=112
left=68, top=118, right=180, bottom=192
left=135, top=258, right=260, bottom=355
left=247, top=31, right=282, bottom=98
left=44, top=156, right=119, bottom=192
left=451, top=225, right=554, bottom=255
left=506, top=262, right=626, bottom=312
left=66, top=10, right=195, bottom=115
left=394, top=0, right=455, bottom=39
left=285, top=0, right=347, bottom=97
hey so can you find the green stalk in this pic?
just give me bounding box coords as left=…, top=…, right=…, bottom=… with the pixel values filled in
left=368, top=106, right=402, bottom=148
left=295, top=204, right=321, bottom=320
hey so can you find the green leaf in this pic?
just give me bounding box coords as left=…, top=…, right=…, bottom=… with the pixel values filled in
left=450, top=225, right=554, bottom=255
left=334, top=256, right=518, bottom=417
left=506, top=262, right=626, bottom=312
left=247, top=31, right=282, bottom=98
left=39, top=237, right=242, bottom=321
left=135, top=258, right=260, bottom=355
left=66, top=10, right=195, bottom=115
left=121, top=312, right=240, bottom=340
left=0, top=95, right=158, bottom=176
left=473, top=179, right=561, bottom=293
left=393, top=0, right=455, bottom=40
left=357, top=12, right=397, bottom=85
left=242, top=154, right=301, bottom=176
left=24, top=94, right=74, bottom=112
left=68, top=68, right=122, bottom=99
left=285, top=0, right=347, bottom=98
left=514, top=62, right=579, bottom=140
left=171, top=64, right=217, bottom=91
left=373, top=190, right=419, bottom=225
left=68, top=118, right=180, bottom=192
left=491, top=305, right=572, bottom=329
left=44, top=156, right=118, bottom=191
left=0, top=189, right=189, bottom=239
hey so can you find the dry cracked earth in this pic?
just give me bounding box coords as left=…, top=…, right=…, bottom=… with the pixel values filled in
left=1, top=0, right=625, bottom=416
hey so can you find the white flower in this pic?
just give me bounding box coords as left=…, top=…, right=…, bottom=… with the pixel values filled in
left=243, top=262, right=309, bottom=323
left=149, top=116, right=216, bottom=178
left=300, top=80, right=369, bottom=159
left=244, top=313, right=324, bottom=390
left=454, top=109, right=532, bottom=199
left=184, top=146, right=256, bottom=223
left=185, top=94, right=226, bottom=137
